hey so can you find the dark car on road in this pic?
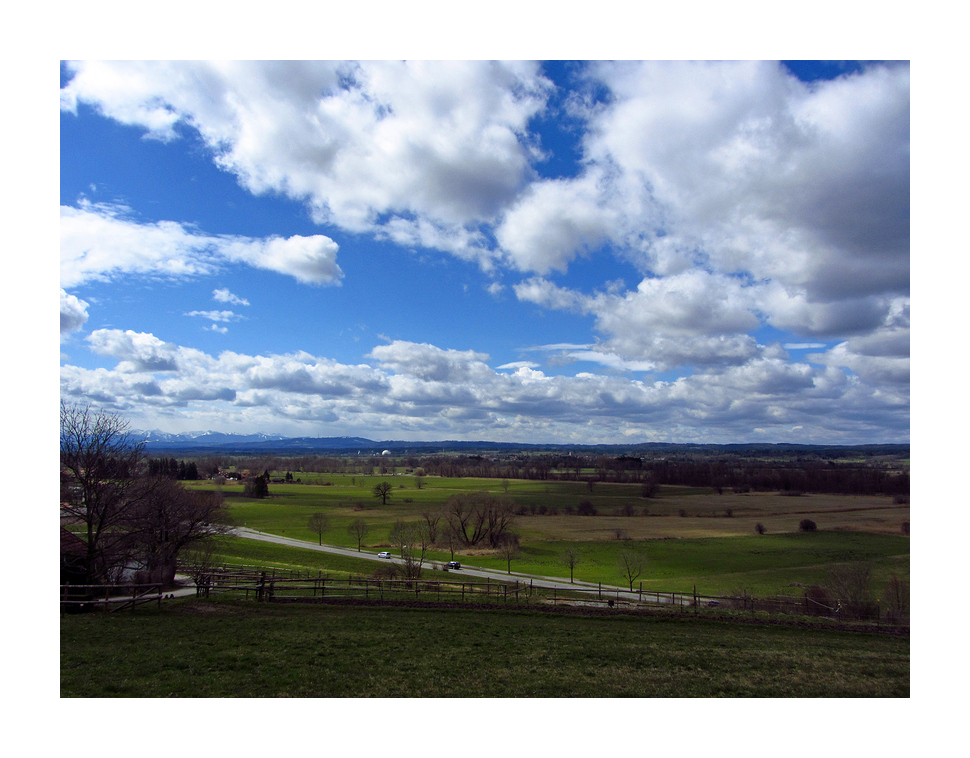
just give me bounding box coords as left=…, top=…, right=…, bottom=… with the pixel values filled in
left=445, top=561, right=461, bottom=570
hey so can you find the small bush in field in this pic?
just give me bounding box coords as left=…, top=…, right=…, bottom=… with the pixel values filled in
left=577, top=500, right=597, bottom=516
left=372, top=564, right=399, bottom=579
left=804, top=585, right=835, bottom=616
left=799, top=519, right=817, bottom=532
left=755, top=522, right=766, bottom=534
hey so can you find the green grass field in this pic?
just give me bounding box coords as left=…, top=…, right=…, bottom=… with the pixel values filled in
left=464, top=532, right=910, bottom=596
left=60, top=598, right=909, bottom=697
left=189, top=475, right=910, bottom=539
left=202, top=530, right=907, bottom=598
left=186, top=475, right=908, bottom=597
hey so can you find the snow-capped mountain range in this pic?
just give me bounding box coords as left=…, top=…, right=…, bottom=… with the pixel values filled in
left=131, top=429, right=385, bottom=451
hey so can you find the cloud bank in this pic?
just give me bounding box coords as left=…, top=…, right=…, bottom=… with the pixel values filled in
left=60, top=332, right=907, bottom=443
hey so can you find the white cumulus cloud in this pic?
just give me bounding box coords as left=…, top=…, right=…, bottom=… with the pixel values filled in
left=61, top=203, right=343, bottom=287
left=500, top=61, right=909, bottom=339
left=61, top=60, right=552, bottom=267
left=213, top=288, right=249, bottom=306
left=185, top=310, right=241, bottom=323
left=60, top=289, right=89, bottom=335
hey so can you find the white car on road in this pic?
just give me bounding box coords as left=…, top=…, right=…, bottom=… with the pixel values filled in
left=378, top=551, right=392, bottom=559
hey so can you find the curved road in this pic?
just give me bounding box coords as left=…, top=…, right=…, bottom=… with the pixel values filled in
left=230, top=527, right=694, bottom=606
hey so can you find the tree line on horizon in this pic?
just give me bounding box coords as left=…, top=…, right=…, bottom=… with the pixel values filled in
left=175, top=450, right=908, bottom=497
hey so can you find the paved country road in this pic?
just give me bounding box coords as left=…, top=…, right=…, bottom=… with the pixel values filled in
left=229, top=527, right=695, bottom=606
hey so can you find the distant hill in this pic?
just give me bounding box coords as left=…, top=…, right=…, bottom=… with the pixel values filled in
left=131, top=430, right=908, bottom=458
left=133, top=430, right=376, bottom=452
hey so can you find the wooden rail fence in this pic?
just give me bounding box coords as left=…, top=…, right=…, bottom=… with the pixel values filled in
left=60, top=583, right=165, bottom=612
left=194, top=572, right=532, bottom=604
left=61, top=563, right=905, bottom=626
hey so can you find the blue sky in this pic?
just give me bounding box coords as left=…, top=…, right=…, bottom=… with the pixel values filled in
left=59, top=60, right=910, bottom=444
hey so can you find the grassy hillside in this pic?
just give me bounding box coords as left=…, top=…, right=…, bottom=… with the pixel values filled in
left=61, top=598, right=909, bottom=697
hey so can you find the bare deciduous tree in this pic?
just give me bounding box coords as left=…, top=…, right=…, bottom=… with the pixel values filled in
left=347, top=518, right=369, bottom=551
left=560, top=548, right=581, bottom=583
left=640, top=475, right=659, bottom=498
left=497, top=532, right=520, bottom=574
left=421, top=511, right=442, bottom=545
left=61, top=402, right=229, bottom=585
left=373, top=481, right=393, bottom=505
left=126, top=480, right=229, bottom=584
left=826, top=562, right=876, bottom=619
left=181, top=529, right=226, bottom=587
left=308, top=512, right=330, bottom=545
left=61, top=402, right=148, bottom=584
left=618, top=548, right=647, bottom=590
left=441, top=492, right=516, bottom=548
left=388, top=520, right=429, bottom=580
left=442, top=522, right=462, bottom=560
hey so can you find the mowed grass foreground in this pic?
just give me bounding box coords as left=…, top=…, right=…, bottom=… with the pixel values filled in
left=61, top=599, right=908, bottom=697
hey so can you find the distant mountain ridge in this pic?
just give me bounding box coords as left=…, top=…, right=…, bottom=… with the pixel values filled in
left=133, top=430, right=374, bottom=450
left=130, top=430, right=908, bottom=457
left=135, top=430, right=289, bottom=444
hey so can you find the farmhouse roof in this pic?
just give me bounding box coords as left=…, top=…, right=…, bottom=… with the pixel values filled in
left=60, top=527, right=87, bottom=558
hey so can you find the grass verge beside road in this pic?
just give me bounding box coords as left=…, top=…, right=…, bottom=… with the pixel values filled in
left=207, top=530, right=909, bottom=598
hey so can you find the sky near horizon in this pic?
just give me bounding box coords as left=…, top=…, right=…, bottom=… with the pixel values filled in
left=59, top=60, right=910, bottom=445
